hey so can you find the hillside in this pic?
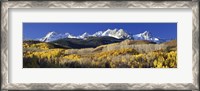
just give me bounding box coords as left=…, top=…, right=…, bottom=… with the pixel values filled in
left=162, top=40, right=177, bottom=51
left=163, top=40, right=177, bottom=46
left=23, top=40, right=70, bottom=50
left=23, top=39, right=177, bottom=52
left=23, top=39, right=177, bottom=68
left=51, top=36, right=124, bottom=49
left=120, top=39, right=156, bottom=45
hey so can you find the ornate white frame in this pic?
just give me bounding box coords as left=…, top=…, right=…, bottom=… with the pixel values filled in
left=1, top=1, right=199, bottom=91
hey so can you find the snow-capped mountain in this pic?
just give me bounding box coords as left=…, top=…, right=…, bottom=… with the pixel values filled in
left=92, top=29, right=131, bottom=39
left=39, top=31, right=76, bottom=42
left=132, top=31, right=160, bottom=43
left=77, top=32, right=90, bottom=39
left=64, top=33, right=76, bottom=39
left=92, top=31, right=103, bottom=37
left=39, top=29, right=131, bottom=42
left=101, top=29, right=131, bottom=39
left=132, top=31, right=167, bottom=43
left=38, top=29, right=166, bottom=43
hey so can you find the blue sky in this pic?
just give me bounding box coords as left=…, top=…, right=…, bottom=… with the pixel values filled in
left=23, top=23, right=177, bottom=39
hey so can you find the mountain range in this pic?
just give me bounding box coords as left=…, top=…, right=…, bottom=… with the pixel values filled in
left=36, top=29, right=167, bottom=43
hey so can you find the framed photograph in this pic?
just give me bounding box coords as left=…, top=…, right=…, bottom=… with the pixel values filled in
left=1, top=1, right=199, bottom=90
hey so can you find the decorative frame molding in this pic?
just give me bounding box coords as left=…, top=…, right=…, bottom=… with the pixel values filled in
left=1, top=1, right=199, bottom=90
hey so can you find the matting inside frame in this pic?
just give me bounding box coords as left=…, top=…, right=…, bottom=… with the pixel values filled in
left=9, top=8, right=192, bottom=83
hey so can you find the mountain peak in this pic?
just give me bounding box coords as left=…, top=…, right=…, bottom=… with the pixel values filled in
left=49, top=31, right=57, bottom=34
left=101, top=28, right=130, bottom=39
left=132, top=31, right=162, bottom=43
left=141, top=31, right=152, bottom=39
left=142, top=31, right=151, bottom=36
left=82, top=32, right=89, bottom=35
left=40, top=31, right=68, bottom=42
left=143, top=30, right=149, bottom=33
left=65, top=32, right=70, bottom=35
left=118, top=28, right=125, bottom=32
left=93, top=31, right=103, bottom=37
left=46, top=31, right=57, bottom=37
left=78, top=32, right=90, bottom=39
left=38, top=29, right=166, bottom=43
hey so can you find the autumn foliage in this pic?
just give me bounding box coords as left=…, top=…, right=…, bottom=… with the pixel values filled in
left=23, top=40, right=177, bottom=68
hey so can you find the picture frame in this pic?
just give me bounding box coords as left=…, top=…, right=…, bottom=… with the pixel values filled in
left=1, top=1, right=199, bottom=91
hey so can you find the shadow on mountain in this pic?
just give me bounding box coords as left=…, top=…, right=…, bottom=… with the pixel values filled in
left=51, top=36, right=125, bottom=49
